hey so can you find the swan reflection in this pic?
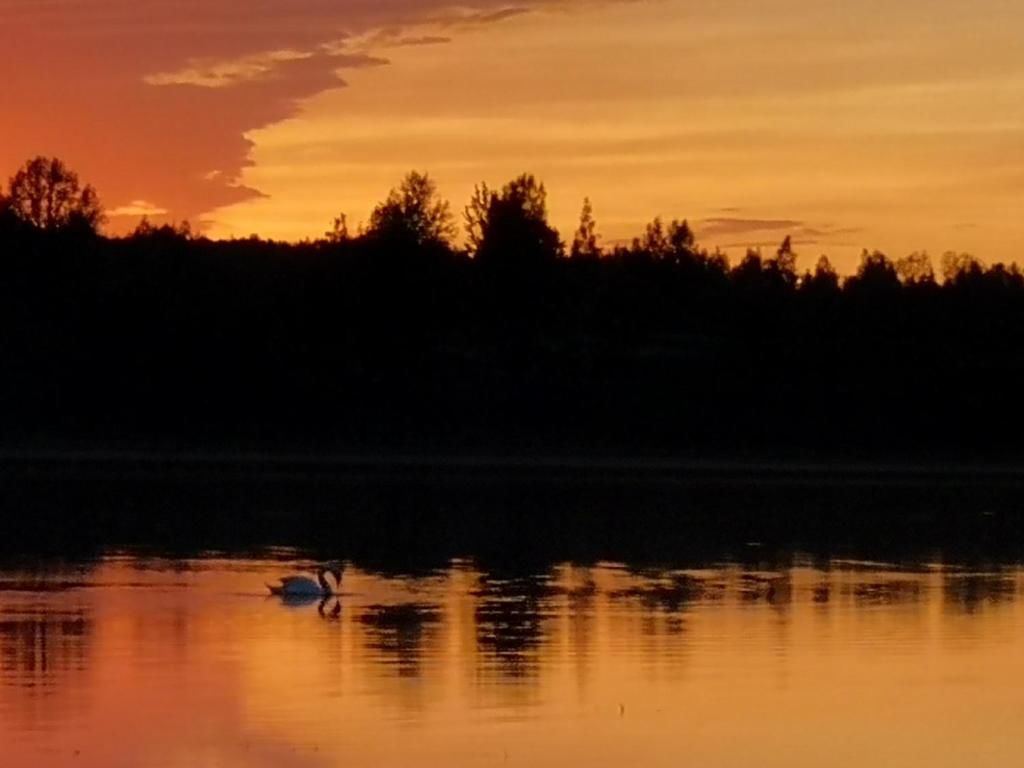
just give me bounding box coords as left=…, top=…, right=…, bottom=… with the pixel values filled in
left=274, top=593, right=341, bottom=619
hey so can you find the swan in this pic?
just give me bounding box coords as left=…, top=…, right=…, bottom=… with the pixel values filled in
left=267, top=564, right=343, bottom=597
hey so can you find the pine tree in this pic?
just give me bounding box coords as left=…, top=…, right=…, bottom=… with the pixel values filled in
left=571, top=197, right=601, bottom=259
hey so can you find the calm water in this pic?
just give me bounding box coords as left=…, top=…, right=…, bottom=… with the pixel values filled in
left=2, top=552, right=1024, bottom=767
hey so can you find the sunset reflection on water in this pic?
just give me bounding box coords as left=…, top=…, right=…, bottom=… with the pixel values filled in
left=1, top=555, right=1023, bottom=767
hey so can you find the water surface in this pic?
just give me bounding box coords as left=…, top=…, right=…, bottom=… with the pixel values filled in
left=2, top=552, right=1023, bottom=767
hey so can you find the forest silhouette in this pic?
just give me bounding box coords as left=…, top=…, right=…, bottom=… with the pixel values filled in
left=2, top=157, right=1023, bottom=459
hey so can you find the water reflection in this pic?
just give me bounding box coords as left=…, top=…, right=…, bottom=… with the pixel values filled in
left=848, top=579, right=923, bottom=605
left=0, top=564, right=94, bottom=737
left=610, top=572, right=717, bottom=612
left=944, top=571, right=1018, bottom=612
left=1, top=555, right=1024, bottom=767
left=358, top=603, right=442, bottom=677
left=473, top=572, right=558, bottom=678
left=0, top=612, right=90, bottom=684
left=0, top=610, right=92, bottom=737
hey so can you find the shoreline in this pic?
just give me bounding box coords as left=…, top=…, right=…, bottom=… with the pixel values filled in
left=4, top=448, right=1024, bottom=486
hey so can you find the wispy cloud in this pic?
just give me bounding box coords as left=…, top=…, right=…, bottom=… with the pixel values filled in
left=696, top=217, right=863, bottom=250
left=109, top=200, right=169, bottom=217
left=145, top=50, right=316, bottom=89
left=387, top=35, right=454, bottom=48
left=697, top=217, right=804, bottom=238
left=460, top=7, right=533, bottom=26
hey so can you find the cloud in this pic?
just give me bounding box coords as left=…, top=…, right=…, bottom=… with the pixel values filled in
left=390, top=35, right=453, bottom=48
left=0, top=0, right=582, bottom=229
left=696, top=217, right=863, bottom=250
left=343, top=28, right=454, bottom=52
left=146, top=49, right=387, bottom=90
left=456, top=7, right=534, bottom=26
left=145, top=50, right=318, bottom=89
left=109, top=200, right=170, bottom=217
left=697, top=217, right=804, bottom=238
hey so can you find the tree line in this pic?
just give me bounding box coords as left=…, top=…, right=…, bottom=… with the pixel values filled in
left=1, top=156, right=1003, bottom=285
left=2, top=156, right=1023, bottom=458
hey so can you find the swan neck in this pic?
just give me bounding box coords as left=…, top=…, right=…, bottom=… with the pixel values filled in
left=317, top=569, right=332, bottom=594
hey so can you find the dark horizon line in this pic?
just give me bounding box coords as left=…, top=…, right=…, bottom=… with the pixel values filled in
left=6, top=448, right=1024, bottom=482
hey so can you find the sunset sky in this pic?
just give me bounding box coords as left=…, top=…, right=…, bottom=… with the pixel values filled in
left=3, top=0, right=1022, bottom=270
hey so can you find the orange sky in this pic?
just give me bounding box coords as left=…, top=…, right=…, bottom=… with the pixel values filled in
left=2, top=1, right=1023, bottom=270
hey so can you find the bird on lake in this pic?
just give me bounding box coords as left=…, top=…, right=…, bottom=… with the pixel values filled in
left=267, top=564, right=343, bottom=597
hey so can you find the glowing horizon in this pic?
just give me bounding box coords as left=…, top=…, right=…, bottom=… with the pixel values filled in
left=3, top=0, right=1024, bottom=271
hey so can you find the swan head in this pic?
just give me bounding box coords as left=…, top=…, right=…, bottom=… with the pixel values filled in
left=324, top=562, right=344, bottom=586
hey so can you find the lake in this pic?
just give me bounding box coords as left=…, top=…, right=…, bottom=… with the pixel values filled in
left=2, top=467, right=1024, bottom=767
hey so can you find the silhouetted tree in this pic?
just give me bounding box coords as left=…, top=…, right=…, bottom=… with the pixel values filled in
left=130, top=217, right=194, bottom=242
left=367, top=171, right=455, bottom=248
left=325, top=212, right=351, bottom=244
left=667, top=220, right=697, bottom=263
left=846, top=250, right=900, bottom=292
left=0, top=186, right=13, bottom=229
left=895, top=251, right=935, bottom=285
left=0, top=186, right=16, bottom=250
left=474, top=174, right=562, bottom=267
left=763, top=236, right=798, bottom=288
left=464, top=182, right=492, bottom=256
left=635, top=217, right=669, bottom=259
left=776, top=235, right=795, bottom=262
left=941, top=251, right=984, bottom=284
left=801, top=255, right=840, bottom=293
left=732, top=248, right=765, bottom=285
left=570, top=197, right=601, bottom=260
left=7, top=156, right=103, bottom=232
left=984, top=262, right=1024, bottom=291
left=707, top=248, right=730, bottom=273
left=633, top=217, right=700, bottom=267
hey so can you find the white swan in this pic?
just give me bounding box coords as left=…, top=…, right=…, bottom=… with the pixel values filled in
left=267, top=564, right=343, bottom=597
